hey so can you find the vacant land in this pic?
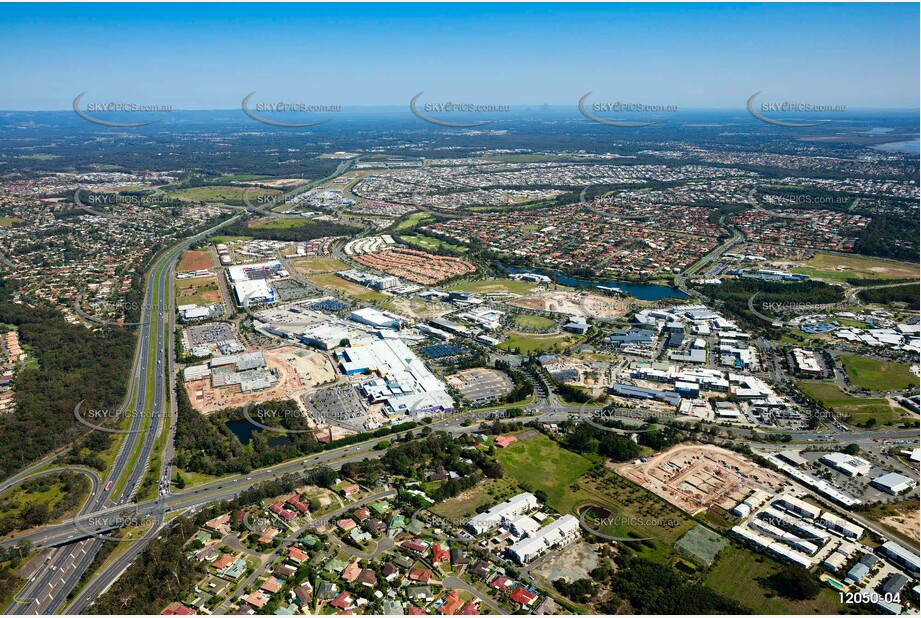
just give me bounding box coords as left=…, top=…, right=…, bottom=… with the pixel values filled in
left=0, top=472, right=91, bottom=535
left=307, top=273, right=387, bottom=302
left=792, top=251, right=919, bottom=283
left=861, top=499, right=920, bottom=546
left=178, top=250, right=213, bottom=272
left=839, top=354, right=918, bottom=391
left=250, top=218, right=315, bottom=230
left=292, top=257, right=350, bottom=274
left=495, top=434, right=594, bottom=514
left=450, top=278, right=537, bottom=296
left=429, top=477, right=518, bottom=520
left=393, top=212, right=435, bottom=232
left=496, top=435, right=693, bottom=561
left=399, top=233, right=468, bottom=254
left=0, top=217, right=22, bottom=228
left=797, top=382, right=898, bottom=426
left=499, top=332, right=578, bottom=354
left=512, top=314, right=557, bottom=330
left=171, top=186, right=280, bottom=204
left=175, top=276, right=222, bottom=307
left=705, top=545, right=844, bottom=614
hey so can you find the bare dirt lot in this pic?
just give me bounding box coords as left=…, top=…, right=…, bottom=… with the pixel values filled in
left=178, top=249, right=214, bottom=272
left=617, top=444, right=788, bottom=515
left=881, top=508, right=920, bottom=543
left=511, top=290, right=627, bottom=319
left=185, top=345, right=336, bottom=414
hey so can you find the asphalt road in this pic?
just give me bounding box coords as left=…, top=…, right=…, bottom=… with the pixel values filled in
left=4, top=216, right=240, bottom=615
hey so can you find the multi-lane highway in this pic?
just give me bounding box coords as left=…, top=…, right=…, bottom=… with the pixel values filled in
left=4, top=216, right=239, bottom=615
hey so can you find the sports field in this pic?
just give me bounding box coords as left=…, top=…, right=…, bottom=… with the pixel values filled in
left=796, top=382, right=898, bottom=426
left=496, top=434, right=693, bottom=560
left=512, top=314, right=557, bottom=330
left=838, top=354, right=918, bottom=391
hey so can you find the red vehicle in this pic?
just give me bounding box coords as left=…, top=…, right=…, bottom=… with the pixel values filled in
left=105, top=481, right=113, bottom=492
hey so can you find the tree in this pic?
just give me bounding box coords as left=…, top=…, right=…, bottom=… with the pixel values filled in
left=767, top=565, right=821, bottom=600
left=843, top=443, right=860, bottom=455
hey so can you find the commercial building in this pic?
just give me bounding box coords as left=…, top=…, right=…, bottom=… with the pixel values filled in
left=870, top=472, right=917, bottom=495
left=338, top=338, right=454, bottom=417
left=232, top=279, right=276, bottom=305
left=791, top=348, right=823, bottom=375
left=818, top=513, right=864, bottom=540
left=349, top=307, right=404, bottom=329
left=299, top=323, right=352, bottom=351
left=773, top=495, right=821, bottom=520
left=609, top=383, right=681, bottom=407
left=880, top=541, right=920, bottom=574
left=820, top=453, right=873, bottom=477
left=227, top=261, right=282, bottom=283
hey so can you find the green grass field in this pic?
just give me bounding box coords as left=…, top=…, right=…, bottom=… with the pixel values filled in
left=0, top=217, right=22, bottom=228
left=498, top=332, right=578, bottom=354
left=393, top=212, right=435, bottom=232
left=511, top=314, right=557, bottom=330
left=218, top=174, right=271, bottom=182
left=792, top=251, right=919, bottom=283
left=797, top=382, right=898, bottom=426
left=450, top=278, right=537, bottom=295
left=495, top=434, right=595, bottom=514
left=482, top=154, right=571, bottom=163
left=705, top=545, right=845, bottom=614
left=250, top=218, right=316, bottom=230
left=429, top=478, right=520, bottom=520
left=308, top=273, right=388, bottom=302
left=292, top=257, right=350, bottom=274
left=495, top=435, right=693, bottom=561
left=171, top=185, right=280, bottom=203
left=399, top=233, right=468, bottom=253
left=838, top=354, right=918, bottom=391
left=175, top=277, right=221, bottom=307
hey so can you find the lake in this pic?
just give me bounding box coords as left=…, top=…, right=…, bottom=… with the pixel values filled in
left=500, top=265, right=688, bottom=301
left=226, top=418, right=290, bottom=447
left=872, top=139, right=920, bottom=155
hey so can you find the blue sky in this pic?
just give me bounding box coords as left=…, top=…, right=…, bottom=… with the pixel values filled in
left=1, top=3, right=918, bottom=110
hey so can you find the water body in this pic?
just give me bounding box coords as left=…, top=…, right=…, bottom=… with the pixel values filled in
left=864, top=127, right=894, bottom=135
left=872, top=139, right=920, bottom=155
left=226, top=418, right=290, bottom=447
left=499, top=265, right=687, bottom=301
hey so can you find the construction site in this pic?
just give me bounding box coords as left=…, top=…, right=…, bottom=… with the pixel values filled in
left=182, top=345, right=338, bottom=414
left=617, top=444, right=789, bottom=515
left=510, top=289, right=628, bottom=320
